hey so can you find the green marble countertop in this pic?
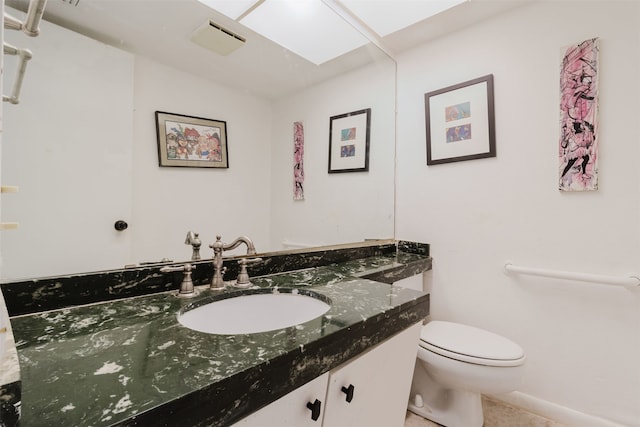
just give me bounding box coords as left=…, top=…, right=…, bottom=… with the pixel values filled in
left=11, top=254, right=430, bottom=426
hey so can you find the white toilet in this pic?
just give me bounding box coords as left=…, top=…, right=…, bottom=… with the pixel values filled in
left=408, top=320, right=526, bottom=427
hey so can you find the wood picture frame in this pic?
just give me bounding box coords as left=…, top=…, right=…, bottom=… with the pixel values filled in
left=155, top=111, right=229, bottom=168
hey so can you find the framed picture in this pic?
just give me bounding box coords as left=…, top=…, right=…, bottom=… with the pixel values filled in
left=328, top=108, right=371, bottom=173
left=155, top=111, right=229, bottom=168
left=425, top=74, right=496, bottom=165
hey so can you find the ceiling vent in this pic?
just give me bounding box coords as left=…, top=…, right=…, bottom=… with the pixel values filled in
left=190, top=20, right=246, bottom=56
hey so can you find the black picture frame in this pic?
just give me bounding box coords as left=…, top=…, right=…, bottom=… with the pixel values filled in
left=328, top=108, right=371, bottom=173
left=425, top=74, right=496, bottom=165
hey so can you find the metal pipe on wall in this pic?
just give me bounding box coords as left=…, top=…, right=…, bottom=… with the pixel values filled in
left=3, top=0, right=47, bottom=36
left=2, top=0, right=47, bottom=104
left=23, top=0, right=47, bottom=36
left=3, top=42, right=32, bottom=104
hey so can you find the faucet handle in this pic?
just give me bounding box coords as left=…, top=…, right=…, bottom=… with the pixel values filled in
left=233, top=257, right=263, bottom=288
left=160, top=263, right=198, bottom=297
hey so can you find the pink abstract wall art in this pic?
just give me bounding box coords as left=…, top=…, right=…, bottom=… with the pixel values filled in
left=293, top=121, right=305, bottom=200
left=559, top=38, right=599, bottom=191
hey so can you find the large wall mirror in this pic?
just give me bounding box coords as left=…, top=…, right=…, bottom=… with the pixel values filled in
left=1, top=0, right=397, bottom=280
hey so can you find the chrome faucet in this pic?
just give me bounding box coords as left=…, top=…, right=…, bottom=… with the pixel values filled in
left=209, top=235, right=257, bottom=290
left=184, top=231, right=201, bottom=261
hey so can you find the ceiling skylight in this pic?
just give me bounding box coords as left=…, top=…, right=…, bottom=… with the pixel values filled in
left=340, top=0, right=468, bottom=37
left=239, top=0, right=369, bottom=65
left=196, top=0, right=469, bottom=64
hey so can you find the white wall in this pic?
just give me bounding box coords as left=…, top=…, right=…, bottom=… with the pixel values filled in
left=131, top=57, right=272, bottom=263
left=269, top=60, right=396, bottom=249
left=396, top=1, right=640, bottom=426
left=0, top=14, right=273, bottom=279
left=1, top=15, right=135, bottom=278
left=0, top=9, right=396, bottom=278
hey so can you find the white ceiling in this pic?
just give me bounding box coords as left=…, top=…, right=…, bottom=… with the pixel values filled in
left=5, top=0, right=532, bottom=100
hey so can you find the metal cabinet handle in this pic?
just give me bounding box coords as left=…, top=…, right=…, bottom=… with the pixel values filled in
left=306, top=399, right=321, bottom=421
left=341, top=384, right=355, bottom=403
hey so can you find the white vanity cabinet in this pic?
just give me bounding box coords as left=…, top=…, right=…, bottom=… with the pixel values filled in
left=232, top=322, right=421, bottom=427
left=322, top=322, right=421, bottom=427
left=234, top=372, right=330, bottom=427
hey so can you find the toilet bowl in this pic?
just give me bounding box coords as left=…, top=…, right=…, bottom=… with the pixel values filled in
left=408, top=321, right=526, bottom=427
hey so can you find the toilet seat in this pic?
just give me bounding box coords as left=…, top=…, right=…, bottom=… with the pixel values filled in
left=419, top=321, right=525, bottom=367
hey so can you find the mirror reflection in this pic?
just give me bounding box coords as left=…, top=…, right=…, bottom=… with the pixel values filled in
left=1, top=0, right=396, bottom=280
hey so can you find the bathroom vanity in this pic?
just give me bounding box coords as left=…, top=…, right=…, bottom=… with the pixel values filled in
left=0, top=240, right=431, bottom=426
left=234, top=323, right=422, bottom=427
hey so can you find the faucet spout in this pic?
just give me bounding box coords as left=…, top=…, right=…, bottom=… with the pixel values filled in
left=222, top=236, right=257, bottom=255
left=209, top=235, right=257, bottom=290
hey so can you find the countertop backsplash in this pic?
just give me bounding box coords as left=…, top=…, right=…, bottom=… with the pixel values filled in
left=1, top=240, right=429, bottom=317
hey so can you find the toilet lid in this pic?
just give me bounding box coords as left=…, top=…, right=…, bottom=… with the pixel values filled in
left=420, top=321, right=525, bottom=367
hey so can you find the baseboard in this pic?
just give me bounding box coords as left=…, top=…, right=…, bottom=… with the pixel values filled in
left=488, top=391, right=628, bottom=427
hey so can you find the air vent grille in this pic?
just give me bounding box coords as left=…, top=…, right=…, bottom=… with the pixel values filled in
left=190, top=20, right=246, bottom=56
left=208, top=21, right=245, bottom=43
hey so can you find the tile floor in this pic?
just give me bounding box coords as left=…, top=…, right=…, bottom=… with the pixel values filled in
left=404, top=396, right=568, bottom=427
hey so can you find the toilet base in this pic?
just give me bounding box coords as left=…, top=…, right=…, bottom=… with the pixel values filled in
left=407, top=389, right=484, bottom=427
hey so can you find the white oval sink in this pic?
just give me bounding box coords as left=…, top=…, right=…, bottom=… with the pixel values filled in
left=178, top=290, right=331, bottom=335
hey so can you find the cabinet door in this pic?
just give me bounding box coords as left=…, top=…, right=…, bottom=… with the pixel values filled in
left=323, top=323, right=421, bottom=427
left=233, top=372, right=329, bottom=427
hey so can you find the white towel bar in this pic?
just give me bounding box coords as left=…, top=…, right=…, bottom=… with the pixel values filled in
left=504, top=262, right=640, bottom=288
